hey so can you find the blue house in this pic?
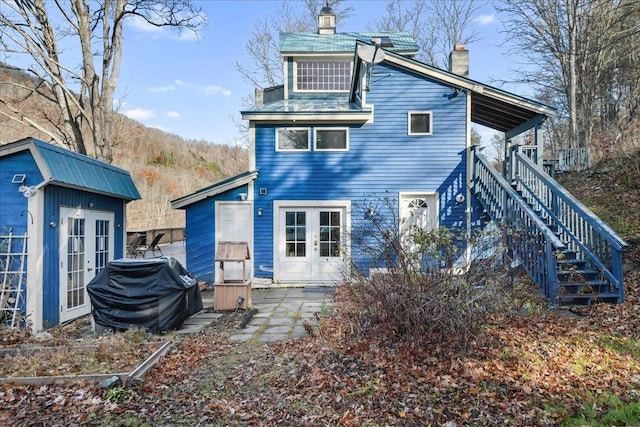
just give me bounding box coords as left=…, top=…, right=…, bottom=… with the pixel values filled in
left=0, top=137, right=141, bottom=330
left=172, top=7, right=627, bottom=306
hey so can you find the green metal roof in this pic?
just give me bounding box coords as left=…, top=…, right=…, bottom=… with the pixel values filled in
left=280, top=32, right=419, bottom=55
left=171, top=170, right=258, bottom=209
left=1, top=138, right=141, bottom=201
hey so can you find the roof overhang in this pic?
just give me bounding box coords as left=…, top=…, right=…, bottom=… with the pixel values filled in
left=171, top=170, right=258, bottom=210
left=354, top=42, right=556, bottom=134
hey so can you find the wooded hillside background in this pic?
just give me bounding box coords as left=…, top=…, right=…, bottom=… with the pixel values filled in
left=0, top=63, right=249, bottom=231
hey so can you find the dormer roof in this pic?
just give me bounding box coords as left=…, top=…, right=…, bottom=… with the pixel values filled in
left=280, top=32, right=419, bottom=56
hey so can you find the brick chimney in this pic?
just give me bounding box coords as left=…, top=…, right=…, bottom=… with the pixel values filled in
left=449, top=44, right=469, bottom=77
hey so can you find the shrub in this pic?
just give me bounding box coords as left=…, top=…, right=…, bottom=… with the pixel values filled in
left=339, top=199, right=532, bottom=349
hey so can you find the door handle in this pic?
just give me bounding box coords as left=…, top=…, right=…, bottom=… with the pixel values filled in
left=87, top=267, right=93, bottom=272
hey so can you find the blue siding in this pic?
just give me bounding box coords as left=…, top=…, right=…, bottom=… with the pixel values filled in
left=184, top=185, right=249, bottom=284
left=0, top=151, right=43, bottom=234
left=254, top=62, right=468, bottom=275
left=0, top=151, right=41, bottom=322
left=42, top=185, right=127, bottom=328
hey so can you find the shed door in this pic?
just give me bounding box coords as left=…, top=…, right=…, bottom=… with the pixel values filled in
left=59, top=208, right=114, bottom=323
left=215, top=202, right=252, bottom=282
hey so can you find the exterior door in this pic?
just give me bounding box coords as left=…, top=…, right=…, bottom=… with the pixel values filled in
left=59, top=208, right=114, bottom=323
left=277, top=206, right=346, bottom=283
left=216, top=202, right=252, bottom=281
left=399, top=193, right=438, bottom=252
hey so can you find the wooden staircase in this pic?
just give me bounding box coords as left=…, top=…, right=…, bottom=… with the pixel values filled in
left=472, top=146, right=627, bottom=306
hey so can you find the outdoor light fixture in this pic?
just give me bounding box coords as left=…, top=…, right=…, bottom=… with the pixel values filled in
left=239, top=193, right=247, bottom=201
left=257, top=208, right=263, bottom=216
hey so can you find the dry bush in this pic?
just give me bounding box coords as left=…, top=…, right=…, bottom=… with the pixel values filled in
left=340, top=201, right=536, bottom=349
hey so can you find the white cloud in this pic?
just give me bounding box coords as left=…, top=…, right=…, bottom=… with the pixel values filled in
left=205, top=85, right=232, bottom=97
left=128, top=16, right=163, bottom=34
left=166, top=111, right=182, bottom=118
left=123, top=108, right=155, bottom=120
left=127, top=13, right=206, bottom=41
left=474, top=14, right=495, bottom=25
left=150, top=85, right=175, bottom=93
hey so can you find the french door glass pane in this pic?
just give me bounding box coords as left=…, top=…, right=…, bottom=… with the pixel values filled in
left=285, top=211, right=306, bottom=257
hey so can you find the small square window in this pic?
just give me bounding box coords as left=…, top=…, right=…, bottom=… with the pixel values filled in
left=408, top=111, right=433, bottom=135
left=315, top=128, right=349, bottom=151
left=276, top=128, right=310, bottom=151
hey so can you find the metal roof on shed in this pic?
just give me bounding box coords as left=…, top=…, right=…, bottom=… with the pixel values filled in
left=0, top=138, right=141, bottom=201
left=280, top=32, right=419, bottom=55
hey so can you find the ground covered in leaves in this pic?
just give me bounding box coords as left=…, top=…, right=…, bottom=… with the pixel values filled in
left=1, top=151, right=639, bottom=426
left=1, top=276, right=639, bottom=426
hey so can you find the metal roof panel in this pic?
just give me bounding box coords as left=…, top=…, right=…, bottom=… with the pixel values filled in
left=280, top=32, right=419, bottom=54
left=1, top=138, right=141, bottom=201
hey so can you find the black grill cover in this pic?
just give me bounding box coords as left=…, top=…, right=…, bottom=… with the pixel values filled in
left=87, top=257, right=203, bottom=332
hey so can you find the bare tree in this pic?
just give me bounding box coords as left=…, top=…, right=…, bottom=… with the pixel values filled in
left=0, top=0, right=205, bottom=163
left=234, top=0, right=354, bottom=89
left=369, top=0, right=482, bottom=67
left=497, top=0, right=640, bottom=153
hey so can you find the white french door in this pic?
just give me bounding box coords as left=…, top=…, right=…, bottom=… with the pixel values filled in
left=276, top=202, right=348, bottom=283
left=59, top=208, right=114, bottom=323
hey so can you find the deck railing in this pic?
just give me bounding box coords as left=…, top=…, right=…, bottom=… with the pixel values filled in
left=472, top=147, right=566, bottom=301
left=558, top=147, right=591, bottom=171
left=511, top=148, right=627, bottom=301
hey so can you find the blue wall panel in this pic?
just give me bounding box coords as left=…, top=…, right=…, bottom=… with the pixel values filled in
left=254, top=62, right=469, bottom=276
left=42, top=186, right=128, bottom=328
left=0, top=151, right=43, bottom=235
left=184, top=185, right=250, bottom=284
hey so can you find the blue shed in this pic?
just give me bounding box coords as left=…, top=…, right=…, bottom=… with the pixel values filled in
left=0, top=137, right=141, bottom=330
left=172, top=7, right=627, bottom=307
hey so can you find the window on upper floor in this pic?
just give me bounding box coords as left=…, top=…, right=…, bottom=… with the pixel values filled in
left=408, top=111, right=433, bottom=135
left=276, top=128, right=310, bottom=151
left=315, top=128, right=349, bottom=151
left=295, top=60, right=351, bottom=92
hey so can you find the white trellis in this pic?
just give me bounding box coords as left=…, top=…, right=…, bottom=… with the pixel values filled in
left=0, top=229, right=28, bottom=328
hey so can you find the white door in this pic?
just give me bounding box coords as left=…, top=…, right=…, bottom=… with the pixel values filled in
left=216, top=202, right=252, bottom=281
left=399, top=193, right=438, bottom=252
left=59, top=208, right=114, bottom=323
left=277, top=206, right=346, bottom=283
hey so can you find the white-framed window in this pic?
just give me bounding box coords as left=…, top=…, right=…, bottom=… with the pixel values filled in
left=315, top=128, right=349, bottom=151
left=295, top=60, right=351, bottom=92
left=408, top=111, right=433, bottom=135
left=276, top=128, right=310, bottom=151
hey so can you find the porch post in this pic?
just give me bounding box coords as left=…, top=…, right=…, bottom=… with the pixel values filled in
left=535, top=122, right=544, bottom=167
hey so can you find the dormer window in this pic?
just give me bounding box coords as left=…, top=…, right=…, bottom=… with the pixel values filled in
left=295, top=60, right=351, bottom=92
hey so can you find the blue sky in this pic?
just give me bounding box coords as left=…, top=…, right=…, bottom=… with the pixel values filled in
left=116, top=0, right=524, bottom=147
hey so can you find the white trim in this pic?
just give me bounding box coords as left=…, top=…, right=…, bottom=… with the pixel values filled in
left=171, top=172, right=258, bottom=209
left=273, top=200, right=351, bottom=284
left=408, top=111, right=433, bottom=136
left=26, top=190, right=44, bottom=330
left=275, top=127, right=311, bottom=152
left=249, top=123, right=256, bottom=171
left=398, top=191, right=439, bottom=232
left=383, top=53, right=554, bottom=116
left=293, top=57, right=352, bottom=93
left=214, top=201, right=254, bottom=284
left=314, top=127, right=349, bottom=151
left=242, top=112, right=372, bottom=122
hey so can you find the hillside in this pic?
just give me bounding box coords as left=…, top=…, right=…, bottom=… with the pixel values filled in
left=0, top=63, right=249, bottom=231
left=557, top=147, right=640, bottom=269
